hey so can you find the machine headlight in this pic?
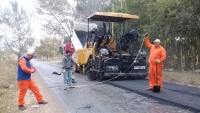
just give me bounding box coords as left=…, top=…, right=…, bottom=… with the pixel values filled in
left=106, top=66, right=119, bottom=71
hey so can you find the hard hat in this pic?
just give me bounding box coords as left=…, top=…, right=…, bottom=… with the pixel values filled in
left=26, top=51, right=36, bottom=57
left=153, top=39, right=161, bottom=43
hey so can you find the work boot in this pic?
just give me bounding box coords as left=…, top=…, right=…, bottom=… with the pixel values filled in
left=19, top=105, right=26, bottom=110
left=63, top=84, right=67, bottom=90
left=69, top=84, right=75, bottom=88
left=72, top=79, right=77, bottom=83
left=38, top=101, right=48, bottom=104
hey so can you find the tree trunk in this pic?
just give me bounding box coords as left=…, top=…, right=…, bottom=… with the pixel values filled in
left=17, top=54, right=21, bottom=61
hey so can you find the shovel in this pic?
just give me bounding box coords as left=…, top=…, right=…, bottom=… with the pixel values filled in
left=152, top=63, right=160, bottom=92
left=52, top=71, right=63, bottom=75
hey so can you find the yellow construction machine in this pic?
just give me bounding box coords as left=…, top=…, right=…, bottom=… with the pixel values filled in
left=74, top=12, right=148, bottom=81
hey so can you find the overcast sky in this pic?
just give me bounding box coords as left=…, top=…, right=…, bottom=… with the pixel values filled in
left=0, top=0, right=76, bottom=51
left=0, top=0, right=41, bottom=51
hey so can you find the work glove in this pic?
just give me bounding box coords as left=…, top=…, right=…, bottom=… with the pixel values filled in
left=62, top=69, right=66, bottom=73
left=144, top=34, right=149, bottom=41
left=155, top=60, right=160, bottom=64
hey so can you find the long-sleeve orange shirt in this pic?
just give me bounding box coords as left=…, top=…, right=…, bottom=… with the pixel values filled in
left=145, top=37, right=166, bottom=66
left=18, top=59, right=32, bottom=73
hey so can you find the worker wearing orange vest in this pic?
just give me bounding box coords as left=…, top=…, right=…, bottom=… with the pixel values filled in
left=144, top=34, right=166, bottom=91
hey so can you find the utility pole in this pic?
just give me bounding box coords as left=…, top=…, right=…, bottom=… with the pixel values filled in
left=118, top=0, right=123, bottom=9
left=53, top=43, right=55, bottom=61
left=3, top=50, right=5, bottom=60
left=112, top=4, right=114, bottom=36
left=180, top=44, right=183, bottom=71
left=111, top=0, right=123, bottom=37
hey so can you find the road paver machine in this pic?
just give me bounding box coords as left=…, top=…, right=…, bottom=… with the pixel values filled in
left=76, top=12, right=148, bottom=81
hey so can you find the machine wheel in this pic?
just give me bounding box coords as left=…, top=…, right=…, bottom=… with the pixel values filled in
left=75, top=69, right=79, bottom=73
left=75, top=65, right=80, bottom=73
left=86, top=59, right=97, bottom=81
left=97, top=75, right=104, bottom=82
left=80, top=65, right=84, bottom=74
left=87, top=71, right=96, bottom=81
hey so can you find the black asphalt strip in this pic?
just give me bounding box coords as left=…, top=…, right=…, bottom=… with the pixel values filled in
left=107, top=80, right=200, bottom=113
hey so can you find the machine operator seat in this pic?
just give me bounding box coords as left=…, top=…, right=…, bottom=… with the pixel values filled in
left=95, top=27, right=105, bottom=48
left=96, top=22, right=107, bottom=50
left=99, top=45, right=112, bottom=56
left=124, top=33, right=138, bottom=43
left=108, top=37, right=117, bottom=53
left=96, top=28, right=105, bottom=37
left=119, top=33, right=138, bottom=54
left=119, top=35, right=130, bottom=52
left=97, top=22, right=106, bottom=37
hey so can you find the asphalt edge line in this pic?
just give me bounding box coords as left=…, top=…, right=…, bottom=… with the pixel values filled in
left=107, top=82, right=199, bottom=113
left=134, top=80, right=200, bottom=97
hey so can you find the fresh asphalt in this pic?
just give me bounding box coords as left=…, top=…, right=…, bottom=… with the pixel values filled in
left=108, top=80, right=200, bottom=112
left=31, top=60, right=196, bottom=113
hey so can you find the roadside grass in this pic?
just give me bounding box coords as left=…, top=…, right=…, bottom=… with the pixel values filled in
left=163, top=71, right=200, bottom=87
left=0, top=60, right=18, bottom=113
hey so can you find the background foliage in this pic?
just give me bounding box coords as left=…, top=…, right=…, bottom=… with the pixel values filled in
left=106, top=0, right=200, bottom=70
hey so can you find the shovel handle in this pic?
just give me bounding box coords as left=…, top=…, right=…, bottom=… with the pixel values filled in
left=155, top=56, right=158, bottom=84
left=156, top=62, right=158, bottom=84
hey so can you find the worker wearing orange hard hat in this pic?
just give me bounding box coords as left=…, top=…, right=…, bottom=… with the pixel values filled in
left=144, top=34, right=166, bottom=91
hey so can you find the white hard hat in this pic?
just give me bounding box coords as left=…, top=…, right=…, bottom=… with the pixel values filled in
left=26, top=51, right=36, bottom=56
left=153, top=39, right=161, bottom=43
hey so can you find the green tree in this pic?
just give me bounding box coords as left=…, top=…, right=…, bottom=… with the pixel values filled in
left=35, top=37, right=62, bottom=61
left=106, top=0, right=200, bottom=71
